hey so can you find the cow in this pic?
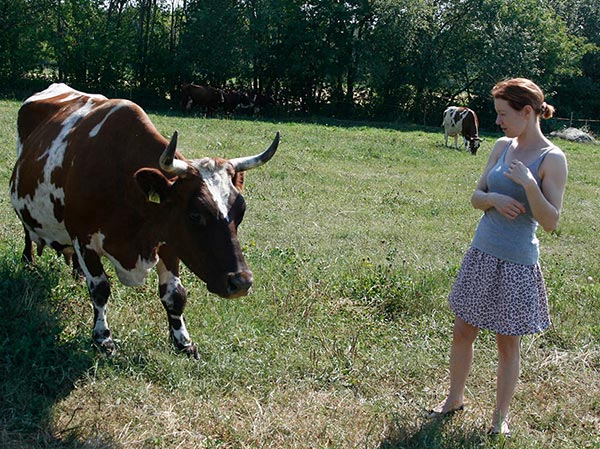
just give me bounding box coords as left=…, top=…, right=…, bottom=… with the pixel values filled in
left=442, top=106, right=482, bottom=155
left=180, top=83, right=224, bottom=115
left=222, top=90, right=253, bottom=115
left=10, top=83, right=280, bottom=359
left=251, top=93, right=276, bottom=116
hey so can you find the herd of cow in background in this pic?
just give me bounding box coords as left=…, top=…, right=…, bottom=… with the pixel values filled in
left=180, top=83, right=276, bottom=117
left=181, top=84, right=482, bottom=155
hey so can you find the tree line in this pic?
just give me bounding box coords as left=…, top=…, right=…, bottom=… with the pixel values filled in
left=1, top=0, right=598, bottom=128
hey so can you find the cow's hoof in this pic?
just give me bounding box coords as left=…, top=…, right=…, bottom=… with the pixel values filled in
left=182, top=343, right=200, bottom=361
left=94, top=337, right=116, bottom=357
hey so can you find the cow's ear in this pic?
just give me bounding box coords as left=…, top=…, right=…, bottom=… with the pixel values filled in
left=135, top=168, right=172, bottom=204
left=232, top=171, right=246, bottom=192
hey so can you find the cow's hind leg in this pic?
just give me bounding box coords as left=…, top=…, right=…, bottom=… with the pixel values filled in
left=73, top=238, right=115, bottom=355
left=22, top=227, right=35, bottom=264
left=157, top=246, right=199, bottom=359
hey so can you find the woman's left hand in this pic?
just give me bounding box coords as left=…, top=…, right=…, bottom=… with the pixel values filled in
left=504, top=159, right=537, bottom=187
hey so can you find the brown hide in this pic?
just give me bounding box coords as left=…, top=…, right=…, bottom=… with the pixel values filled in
left=180, top=83, right=224, bottom=113
left=10, top=84, right=252, bottom=298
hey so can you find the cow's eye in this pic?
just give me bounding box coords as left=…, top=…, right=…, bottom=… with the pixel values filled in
left=189, top=210, right=206, bottom=225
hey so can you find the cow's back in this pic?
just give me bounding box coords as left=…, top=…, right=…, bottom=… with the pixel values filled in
left=10, top=84, right=165, bottom=252
left=443, top=106, right=462, bottom=135
left=17, top=84, right=108, bottom=152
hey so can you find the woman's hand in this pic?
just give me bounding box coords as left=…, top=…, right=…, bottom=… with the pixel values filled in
left=504, top=159, right=537, bottom=187
left=491, top=192, right=526, bottom=220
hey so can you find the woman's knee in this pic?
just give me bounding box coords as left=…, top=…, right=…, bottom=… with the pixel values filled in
left=496, top=334, right=521, bottom=359
left=453, top=317, right=478, bottom=344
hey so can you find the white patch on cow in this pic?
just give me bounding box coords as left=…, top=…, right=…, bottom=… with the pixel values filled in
left=157, top=260, right=192, bottom=347
left=105, top=252, right=159, bottom=287
left=73, top=237, right=97, bottom=282
left=24, top=83, right=107, bottom=105
left=195, top=158, right=234, bottom=221
left=73, top=237, right=111, bottom=336
left=86, top=231, right=106, bottom=254
left=443, top=106, right=471, bottom=148
left=85, top=231, right=158, bottom=286
left=16, top=135, right=23, bottom=158
left=11, top=98, right=100, bottom=248
left=89, top=103, right=126, bottom=138
left=24, top=83, right=74, bottom=104
left=40, top=98, right=95, bottom=171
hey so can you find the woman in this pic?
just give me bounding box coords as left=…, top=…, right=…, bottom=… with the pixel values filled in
left=429, top=78, right=568, bottom=436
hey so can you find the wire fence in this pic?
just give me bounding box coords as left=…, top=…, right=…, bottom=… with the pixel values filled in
left=549, top=113, right=600, bottom=134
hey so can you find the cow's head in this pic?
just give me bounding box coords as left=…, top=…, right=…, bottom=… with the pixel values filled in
left=135, top=132, right=279, bottom=298
left=468, top=137, right=482, bottom=155
left=180, top=83, right=191, bottom=110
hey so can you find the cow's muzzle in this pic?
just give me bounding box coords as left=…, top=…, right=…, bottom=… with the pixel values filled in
left=226, top=270, right=254, bottom=298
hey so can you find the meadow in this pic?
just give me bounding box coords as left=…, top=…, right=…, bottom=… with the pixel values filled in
left=0, top=98, right=598, bottom=449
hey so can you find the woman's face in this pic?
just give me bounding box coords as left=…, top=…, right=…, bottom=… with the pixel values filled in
left=494, top=98, right=527, bottom=138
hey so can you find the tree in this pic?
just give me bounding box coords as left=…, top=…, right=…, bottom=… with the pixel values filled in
left=1, top=0, right=597, bottom=123
left=0, top=0, right=54, bottom=86
left=178, top=0, right=246, bottom=86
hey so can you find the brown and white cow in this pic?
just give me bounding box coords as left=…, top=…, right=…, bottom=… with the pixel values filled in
left=10, top=83, right=279, bottom=358
left=442, top=106, right=482, bottom=155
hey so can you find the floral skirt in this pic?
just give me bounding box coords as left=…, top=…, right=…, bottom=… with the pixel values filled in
left=448, top=247, right=550, bottom=336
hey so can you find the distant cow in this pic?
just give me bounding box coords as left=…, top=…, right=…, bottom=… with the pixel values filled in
left=223, top=90, right=253, bottom=115
left=442, top=106, right=481, bottom=155
left=251, top=93, right=276, bottom=115
left=181, top=83, right=224, bottom=115
left=10, top=83, right=279, bottom=358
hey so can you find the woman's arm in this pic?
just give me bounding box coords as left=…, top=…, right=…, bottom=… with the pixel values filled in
left=504, top=150, right=568, bottom=232
left=470, top=139, right=527, bottom=220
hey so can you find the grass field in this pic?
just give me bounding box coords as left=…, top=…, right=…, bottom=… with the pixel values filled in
left=0, top=98, right=598, bottom=449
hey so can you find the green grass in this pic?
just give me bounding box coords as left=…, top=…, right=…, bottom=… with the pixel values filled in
left=0, top=99, right=598, bottom=448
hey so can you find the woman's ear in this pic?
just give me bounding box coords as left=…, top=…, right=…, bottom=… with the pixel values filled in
left=522, top=104, right=535, bottom=119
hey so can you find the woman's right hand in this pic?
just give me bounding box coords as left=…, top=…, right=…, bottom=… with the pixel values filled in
left=490, top=193, right=526, bottom=220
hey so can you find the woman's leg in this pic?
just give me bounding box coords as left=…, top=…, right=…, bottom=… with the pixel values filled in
left=492, top=333, right=521, bottom=433
left=434, top=316, right=479, bottom=413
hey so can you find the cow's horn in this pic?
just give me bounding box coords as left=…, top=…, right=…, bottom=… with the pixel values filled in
left=230, top=132, right=280, bottom=172
left=160, top=131, right=189, bottom=175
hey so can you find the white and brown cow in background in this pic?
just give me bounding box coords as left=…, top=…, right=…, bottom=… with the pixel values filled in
left=10, top=83, right=279, bottom=359
left=442, top=106, right=482, bottom=155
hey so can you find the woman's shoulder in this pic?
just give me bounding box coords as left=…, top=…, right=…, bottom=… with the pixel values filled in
left=486, top=137, right=512, bottom=164
left=540, top=142, right=568, bottom=177
left=543, top=140, right=567, bottom=163
left=494, top=136, right=513, bottom=150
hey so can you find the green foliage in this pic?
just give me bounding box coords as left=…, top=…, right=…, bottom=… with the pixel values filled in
left=0, top=0, right=599, bottom=124
left=341, top=258, right=455, bottom=321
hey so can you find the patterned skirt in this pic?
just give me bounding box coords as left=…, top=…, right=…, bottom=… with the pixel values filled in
left=448, top=247, right=550, bottom=336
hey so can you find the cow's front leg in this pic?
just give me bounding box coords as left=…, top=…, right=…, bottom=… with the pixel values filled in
left=157, top=247, right=199, bottom=359
left=73, top=238, right=115, bottom=355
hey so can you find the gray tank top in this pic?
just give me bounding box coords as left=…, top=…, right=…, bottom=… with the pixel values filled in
left=471, top=140, right=552, bottom=265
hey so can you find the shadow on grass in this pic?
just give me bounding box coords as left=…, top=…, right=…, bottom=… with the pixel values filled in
left=0, top=251, right=117, bottom=449
left=379, top=415, right=495, bottom=449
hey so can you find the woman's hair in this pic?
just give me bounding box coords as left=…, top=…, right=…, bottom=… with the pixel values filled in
left=491, top=78, right=555, bottom=119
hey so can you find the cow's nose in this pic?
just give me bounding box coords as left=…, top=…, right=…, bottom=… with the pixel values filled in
left=227, top=270, right=253, bottom=297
